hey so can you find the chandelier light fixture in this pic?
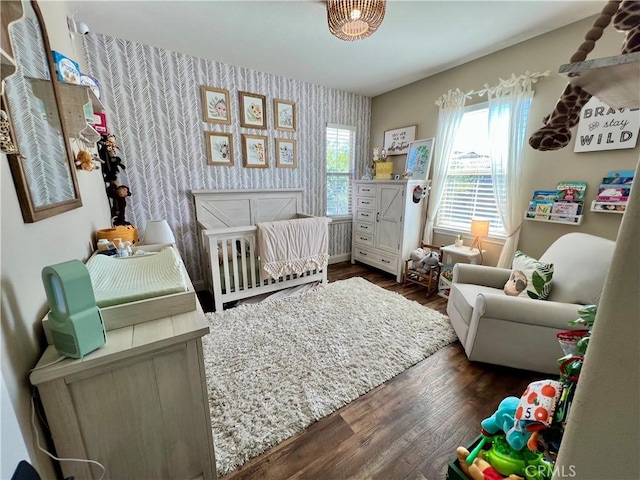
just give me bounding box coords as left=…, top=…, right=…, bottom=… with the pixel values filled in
left=326, top=0, right=386, bottom=41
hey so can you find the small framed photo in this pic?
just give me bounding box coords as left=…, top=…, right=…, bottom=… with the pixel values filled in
left=205, top=131, right=234, bottom=166
left=275, top=138, right=297, bottom=168
left=239, top=91, right=267, bottom=129
left=274, top=99, right=296, bottom=131
left=383, top=125, right=417, bottom=155
left=241, top=134, right=269, bottom=168
left=201, top=86, right=231, bottom=125
left=405, top=137, right=434, bottom=180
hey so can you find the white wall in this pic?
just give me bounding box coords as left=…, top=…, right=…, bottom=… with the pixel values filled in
left=1, top=2, right=111, bottom=477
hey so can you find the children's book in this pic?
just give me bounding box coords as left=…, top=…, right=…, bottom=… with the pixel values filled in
left=597, top=186, right=630, bottom=201
left=555, top=181, right=587, bottom=201
left=550, top=201, right=582, bottom=223
left=592, top=202, right=626, bottom=212
left=531, top=190, right=557, bottom=201
left=606, top=170, right=635, bottom=178
left=533, top=201, right=554, bottom=219
left=601, top=176, right=634, bottom=186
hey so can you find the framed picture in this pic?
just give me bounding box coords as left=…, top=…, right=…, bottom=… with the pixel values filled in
left=241, top=134, right=268, bottom=168
left=274, top=99, right=296, bottom=131
left=383, top=125, right=417, bottom=155
left=275, top=138, right=297, bottom=168
left=405, top=137, right=434, bottom=180
left=205, top=131, right=234, bottom=166
left=201, top=86, right=231, bottom=125
left=239, top=91, right=267, bottom=129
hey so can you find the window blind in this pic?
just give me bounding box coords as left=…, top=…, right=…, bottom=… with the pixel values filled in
left=326, top=124, right=355, bottom=216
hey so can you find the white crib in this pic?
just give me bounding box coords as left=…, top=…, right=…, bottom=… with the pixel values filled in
left=192, top=189, right=329, bottom=311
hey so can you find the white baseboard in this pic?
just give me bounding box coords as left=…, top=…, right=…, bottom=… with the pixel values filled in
left=329, top=253, right=351, bottom=264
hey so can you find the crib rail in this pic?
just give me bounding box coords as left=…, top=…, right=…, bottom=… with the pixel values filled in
left=200, top=224, right=327, bottom=311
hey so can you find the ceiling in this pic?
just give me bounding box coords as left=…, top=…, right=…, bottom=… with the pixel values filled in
left=67, top=0, right=603, bottom=97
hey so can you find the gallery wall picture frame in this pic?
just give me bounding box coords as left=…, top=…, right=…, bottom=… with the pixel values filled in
left=275, top=138, right=297, bottom=168
left=201, top=86, right=231, bottom=125
left=383, top=125, right=417, bottom=155
left=239, top=91, right=267, bottom=129
left=274, top=99, right=296, bottom=131
left=205, top=131, right=234, bottom=166
left=241, top=134, right=269, bottom=168
left=405, top=137, right=434, bottom=180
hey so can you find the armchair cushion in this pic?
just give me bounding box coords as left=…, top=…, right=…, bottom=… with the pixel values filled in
left=505, top=250, right=554, bottom=300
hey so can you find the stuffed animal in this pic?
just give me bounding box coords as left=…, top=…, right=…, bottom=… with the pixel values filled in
left=529, top=0, right=640, bottom=151
left=408, top=248, right=426, bottom=270
left=75, top=150, right=98, bottom=171
left=409, top=248, right=440, bottom=273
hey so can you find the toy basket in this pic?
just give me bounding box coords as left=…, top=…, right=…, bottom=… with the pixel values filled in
left=96, top=225, right=139, bottom=246
left=374, top=161, right=393, bottom=180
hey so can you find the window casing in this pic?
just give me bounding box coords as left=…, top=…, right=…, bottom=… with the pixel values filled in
left=326, top=124, right=355, bottom=217
left=436, top=104, right=506, bottom=237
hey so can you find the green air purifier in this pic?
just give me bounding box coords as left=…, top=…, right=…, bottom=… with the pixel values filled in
left=42, top=260, right=106, bottom=358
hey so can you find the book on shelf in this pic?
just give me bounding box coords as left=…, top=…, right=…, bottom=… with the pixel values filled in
left=550, top=201, right=582, bottom=223
left=532, top=190, right=557, bottom=201
left=592, top=202, right=626, bottom=212
left=532, top=200, right=554, bottom=220
left=597, top=186, right=631, bottom=200
left=555, top=181, right=587, bottom=201
left=595, top=195, right=628, bottom=203
left=601, top=176, right=634, bottom=186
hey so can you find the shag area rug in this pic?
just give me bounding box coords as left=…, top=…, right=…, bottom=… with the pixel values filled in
left=202, top=277, right=456, bottom=476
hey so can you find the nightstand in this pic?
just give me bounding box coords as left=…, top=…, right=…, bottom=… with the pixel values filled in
left=441, top=244, right=486, bottom=265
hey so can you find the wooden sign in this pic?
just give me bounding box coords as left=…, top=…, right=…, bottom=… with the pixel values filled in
left=574, top=97, right=640, bottom=152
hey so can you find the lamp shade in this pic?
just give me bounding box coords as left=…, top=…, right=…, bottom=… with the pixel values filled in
left=470, top=219, right=490, bottom=237
left=143, top=220, right=175, bottom=245
left=327, top=0, right=386, bottom=41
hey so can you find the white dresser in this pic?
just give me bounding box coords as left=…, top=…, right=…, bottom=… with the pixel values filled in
left=351, top=180, right=428, bottom=282
left=30, top=253, right=217, bottom=480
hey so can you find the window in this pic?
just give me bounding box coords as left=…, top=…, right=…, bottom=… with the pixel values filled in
left=326, top=123, right=355, bottom=216
left=436, top=104, right=506, bottom=236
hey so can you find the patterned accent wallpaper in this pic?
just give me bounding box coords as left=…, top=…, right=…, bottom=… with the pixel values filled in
left=83, top=34, right=370, bottom=283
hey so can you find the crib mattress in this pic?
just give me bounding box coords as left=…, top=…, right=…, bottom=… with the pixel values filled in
left=86, top=246, right=188, bottom=308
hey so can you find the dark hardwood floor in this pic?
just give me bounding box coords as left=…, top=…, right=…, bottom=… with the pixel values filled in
left=199, top=262, right=543, bottom=480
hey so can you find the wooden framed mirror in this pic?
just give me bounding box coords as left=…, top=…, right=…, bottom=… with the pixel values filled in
left=3, top=0, right=82, bottom=223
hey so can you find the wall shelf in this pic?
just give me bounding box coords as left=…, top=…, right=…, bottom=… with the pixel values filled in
left=524, top=212, right=584, bottom=225
left=590, top=200, right=626, bottom=214
left=559, top=52, right=640, bottom=109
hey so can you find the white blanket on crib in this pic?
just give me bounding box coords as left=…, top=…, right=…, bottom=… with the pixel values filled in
left=256, top=217, right=329, bottom=280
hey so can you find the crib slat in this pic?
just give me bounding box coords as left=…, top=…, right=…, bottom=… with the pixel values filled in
left=221, top=238, right=231, bottom=294
left=249, top=235, right=258, bottom=288
left=230, top=239, right=240, bottom=292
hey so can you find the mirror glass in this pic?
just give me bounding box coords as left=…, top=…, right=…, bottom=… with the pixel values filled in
left=4, top=0, right=81, bottom=222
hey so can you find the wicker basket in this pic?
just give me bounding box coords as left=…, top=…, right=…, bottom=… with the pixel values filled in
left=374, top=161, right=393, bottom=180
left=96, top=225, right=139, bottom=246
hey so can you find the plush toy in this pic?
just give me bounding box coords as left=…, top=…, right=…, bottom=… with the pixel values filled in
left=529, top=0, right=640, bottom=151
left=409, top=248, right=426, bottom=270
left=75, top=150, right=100, bottom=171
left=482, top=397, right=530, bottom=451
left=107, top=183, right=132, bottom=226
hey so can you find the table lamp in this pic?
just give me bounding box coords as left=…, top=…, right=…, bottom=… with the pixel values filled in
left=469, top=219, right=489, bottom=251
left=143, top=220, right=175, bottom=245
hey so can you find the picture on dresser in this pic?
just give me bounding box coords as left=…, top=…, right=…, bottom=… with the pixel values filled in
left=383, top=125, right=417, bottom=155
left=405, top=138, right=434, bottom=180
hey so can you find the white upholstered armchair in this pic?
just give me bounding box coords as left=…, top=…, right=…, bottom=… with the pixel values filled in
left=446, top=233, right=615, bottom=374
